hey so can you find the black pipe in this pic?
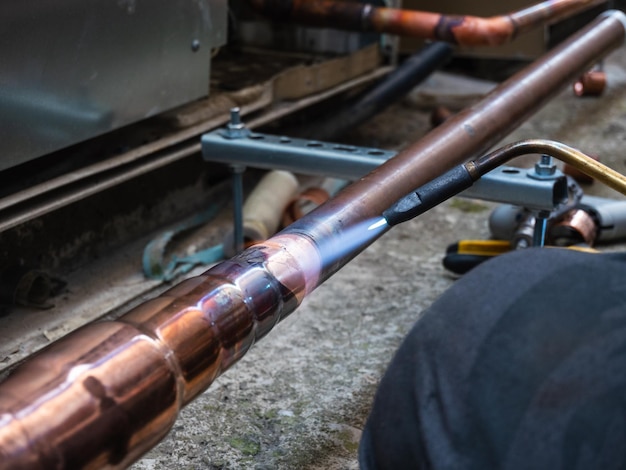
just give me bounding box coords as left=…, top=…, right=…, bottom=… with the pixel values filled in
left=312, top=41, right=454, bottom=141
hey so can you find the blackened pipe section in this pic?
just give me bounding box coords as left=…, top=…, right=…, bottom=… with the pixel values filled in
left=0, top=11, right=624, bottom=469
left=247, top=0, right=608, bottom=46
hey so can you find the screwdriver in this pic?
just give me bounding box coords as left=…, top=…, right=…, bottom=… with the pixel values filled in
left=443, top=240, right=511, bottom=274
left=443, top=239, right=599, bottom=274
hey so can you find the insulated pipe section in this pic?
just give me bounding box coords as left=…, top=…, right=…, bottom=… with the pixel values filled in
left=383, top=165, right=476, bottom=225
left=0, top=12, right=624, bottom=469
left=247, top=0, right=608, bottom=46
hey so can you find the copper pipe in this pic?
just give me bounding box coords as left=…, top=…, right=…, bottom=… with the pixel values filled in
left=550, top=208, right=598, bottom=245
left=247, top=0, right=608, bottom=46
left=0, top=11, right=624, bottom=469
left=430, top=105, right=454, bottom=127
left=573, top=70, right=607, bottom=95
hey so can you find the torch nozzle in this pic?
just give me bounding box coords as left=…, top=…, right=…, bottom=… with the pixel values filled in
left=383, top=164, right=476, bottom=226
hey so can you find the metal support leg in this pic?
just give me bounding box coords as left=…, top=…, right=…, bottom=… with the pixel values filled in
left=231, top=164, right=245, bottom=255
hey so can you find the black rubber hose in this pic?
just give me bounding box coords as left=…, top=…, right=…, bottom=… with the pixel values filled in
left=313, top=41, right=454, bottom=141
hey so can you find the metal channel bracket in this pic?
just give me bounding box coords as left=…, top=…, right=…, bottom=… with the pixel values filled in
left=202, top=127, right=396, bottom=180
left=202, top=123, right=569, bottom=213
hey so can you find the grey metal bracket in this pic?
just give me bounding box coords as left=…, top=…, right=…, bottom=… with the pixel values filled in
left=202, top=128, right=396, bottom=180
left=462, top=165, right=569, bottom=212
left=203, top=125, right=570, bottom=214
left=202, top=114, right=573, bottom=251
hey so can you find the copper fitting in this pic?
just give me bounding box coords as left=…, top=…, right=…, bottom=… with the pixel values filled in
left=282, top=186, right=330, bottom=226
left=549, top=208, right=598, bottom=246
left=573, top=70, right=607, bottom=96
left=247, top=0, right=608, bottom=46
left=430, top=106, right=454, bottom=128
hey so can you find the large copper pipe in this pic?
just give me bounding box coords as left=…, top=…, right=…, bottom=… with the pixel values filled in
left=247, top=0, right=608, bottom=46
left=0, top=11, right=624, bottom=469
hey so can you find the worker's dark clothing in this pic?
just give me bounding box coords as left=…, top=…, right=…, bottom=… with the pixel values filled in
left=359, top=248, right=626, bottom=469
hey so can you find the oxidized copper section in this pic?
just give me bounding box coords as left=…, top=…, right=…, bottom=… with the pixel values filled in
left=248, top=0, right=607, bottom=46
left=123, top=232, right=322, bottom=406
left=0, top=11, right=624, bottom=469
left=573, top=70, right=607, bottom=96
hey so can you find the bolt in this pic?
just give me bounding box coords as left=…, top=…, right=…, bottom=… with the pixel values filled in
left=535, top=155, right=556, bottom=176
left=528, top=154, right=559, bottom=180
left=221, top=107, right=249, bottom=139
left=229, top=108, right=243, bottom=128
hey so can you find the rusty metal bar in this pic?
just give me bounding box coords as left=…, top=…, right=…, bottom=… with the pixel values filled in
left=0, top=11, right=624, bottom=469
left=247, top=0, right=608, bottom=46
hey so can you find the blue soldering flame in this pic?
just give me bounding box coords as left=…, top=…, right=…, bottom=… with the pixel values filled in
left=314, top=217, right=389, bottom=271
left=368, top=217, right=388, bottom=231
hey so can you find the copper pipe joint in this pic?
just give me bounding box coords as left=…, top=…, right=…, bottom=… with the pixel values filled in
left=0, top=322, right=181, bottom=469
left=0, top=233, right=322, bottom=469
left=248, top=0, right=608, bottom=46
left=573, top=70, right=607, bottom=96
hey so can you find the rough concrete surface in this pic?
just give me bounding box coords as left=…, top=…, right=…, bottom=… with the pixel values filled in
left=133, top=45, right=626, bottom=469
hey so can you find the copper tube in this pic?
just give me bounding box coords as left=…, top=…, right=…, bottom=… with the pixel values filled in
left=549, top=208, right=598, bottom=245
left=573, top=70, right=607, bottom=95
left=430, top=105, right=454, bottom=127
left=0, top=11, right=624, bottom=469
left=247, top=0, right=608, bottom=46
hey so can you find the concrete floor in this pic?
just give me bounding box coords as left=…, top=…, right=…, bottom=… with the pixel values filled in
left=133, top=44, right=626, bottom=469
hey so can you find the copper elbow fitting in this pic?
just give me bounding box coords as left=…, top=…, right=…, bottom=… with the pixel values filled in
left=573, top=70, right=607, bottom=96
left=549, top=209, right=598, bottom=246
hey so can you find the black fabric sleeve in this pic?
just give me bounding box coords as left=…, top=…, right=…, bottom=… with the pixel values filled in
left=359, top=248, right=626, bottom=470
